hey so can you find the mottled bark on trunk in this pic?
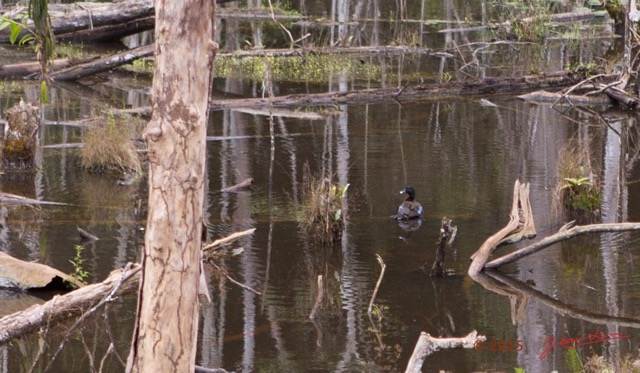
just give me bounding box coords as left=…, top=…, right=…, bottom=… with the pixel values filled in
left=126, top=0, right=216, bottom=371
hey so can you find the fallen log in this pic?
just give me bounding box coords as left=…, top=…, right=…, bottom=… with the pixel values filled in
left=56, top=16, right=155, bottom=43
left=209, top=71, right=586, bottom=109
left=0, top=263, right=140, bottom=344
left=0, top=251, right=83, bottom=291
left=0, top=0, right=302, bottom=44
left=0, top=56, right=99, bottom=79
left=51, top=44, right=154, bottom=81
left=0, top=0, right=154, bottom=43
left=485, top=222, right=640, bottom=269
left=518, top=90, right=611, bottom=105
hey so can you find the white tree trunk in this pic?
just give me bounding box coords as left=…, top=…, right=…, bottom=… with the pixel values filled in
left=126, top=0, right=216, bottom=371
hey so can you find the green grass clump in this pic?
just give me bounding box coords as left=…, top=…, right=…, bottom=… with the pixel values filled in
left=81, top=112, right=143, bottom=175
left=299, top=164, right=349, bottom=244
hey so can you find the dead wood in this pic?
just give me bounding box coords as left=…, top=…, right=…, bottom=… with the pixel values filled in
left=208, top=71, right=585, bottom=110
left=440, top=11, right=598, bottom=34
left=468, top=180, right=536, bottom=276
left=430, top=218, right=456, bottom=276
left=0, top=229, right=252, bottom=344
left=203, top=228, right=256, bottom=251
left=484, top=270, right=640, bottom=328
left=367, top=254, right=386, bottom=317
left=0, top=1, right=299, bottom=44
left=309, top=275, right=323, bottom=319
left=601, top=85, right=640, bottom=109
left=220, top=178, right=254, bottom=193
left=0, top=0, right=154, bottom=43
left=0, top=45, right=152, bottom=81
left=56, top=16, right=155, bottom=43
left=0, top=191, right=66, bottom=205
left=0, top=251, right=83, bottom=291
left=0, top=56, right=98, bottom=79
left=518, top=90, right=611, bottom=105
left=51, top=44, right=154, bottom=81
left=0, top=264, right=141, bottom=344
left=485, top=222, right=640, bottom=270
left=405, top=331, right=486, bottom=373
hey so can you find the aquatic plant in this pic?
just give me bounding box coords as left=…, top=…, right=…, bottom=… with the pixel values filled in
left=215, top=53, right=382, bottom=83
left=69, top=245, right=89, bottom=285
left=299, top=164, right=349, bottom=244
left=81, top=111, right=143, bottom=175
left=555, top=143, right=601, bottom=218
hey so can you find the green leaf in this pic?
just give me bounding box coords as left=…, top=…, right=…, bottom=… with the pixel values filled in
left=0, top=20, right=11, bottom=32
left=334, top=209, right=342, bottom=221
left=9, top=23, right=22, bottom=44
left=18, top=34, right=35, bottom=45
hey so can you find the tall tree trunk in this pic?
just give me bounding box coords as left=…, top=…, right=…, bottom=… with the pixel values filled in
left=126, top=0, right=216, bottom=371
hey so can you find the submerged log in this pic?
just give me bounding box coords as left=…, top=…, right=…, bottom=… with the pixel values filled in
left=209, top=71, right=586, bottom=110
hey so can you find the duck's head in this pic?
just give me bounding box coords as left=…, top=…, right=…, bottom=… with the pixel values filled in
left=399, top=186, right=417, bottom=200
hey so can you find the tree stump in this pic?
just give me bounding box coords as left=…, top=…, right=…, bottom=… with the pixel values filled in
left=2, top=99, right=39, bottom=170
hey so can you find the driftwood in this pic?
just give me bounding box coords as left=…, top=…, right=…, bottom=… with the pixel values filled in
left=468, top=180, right=536, bottom=276
left=485, top=222, right=640, bottom=269
left=405, top=331, right=485, bottom=373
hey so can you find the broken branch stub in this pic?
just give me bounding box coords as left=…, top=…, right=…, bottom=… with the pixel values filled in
left=405, top=331, right=486, bottom=373
left=468, top=180, right=536, bottom=276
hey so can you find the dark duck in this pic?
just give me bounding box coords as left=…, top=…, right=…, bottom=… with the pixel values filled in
left=395, top=186, right=423, bottom=220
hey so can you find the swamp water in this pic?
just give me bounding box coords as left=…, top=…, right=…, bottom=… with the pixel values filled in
left=1, top=0, right=640, bottom=372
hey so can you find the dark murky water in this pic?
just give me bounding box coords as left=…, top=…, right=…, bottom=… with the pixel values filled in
left=1, top=0, right=640, bottom=372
